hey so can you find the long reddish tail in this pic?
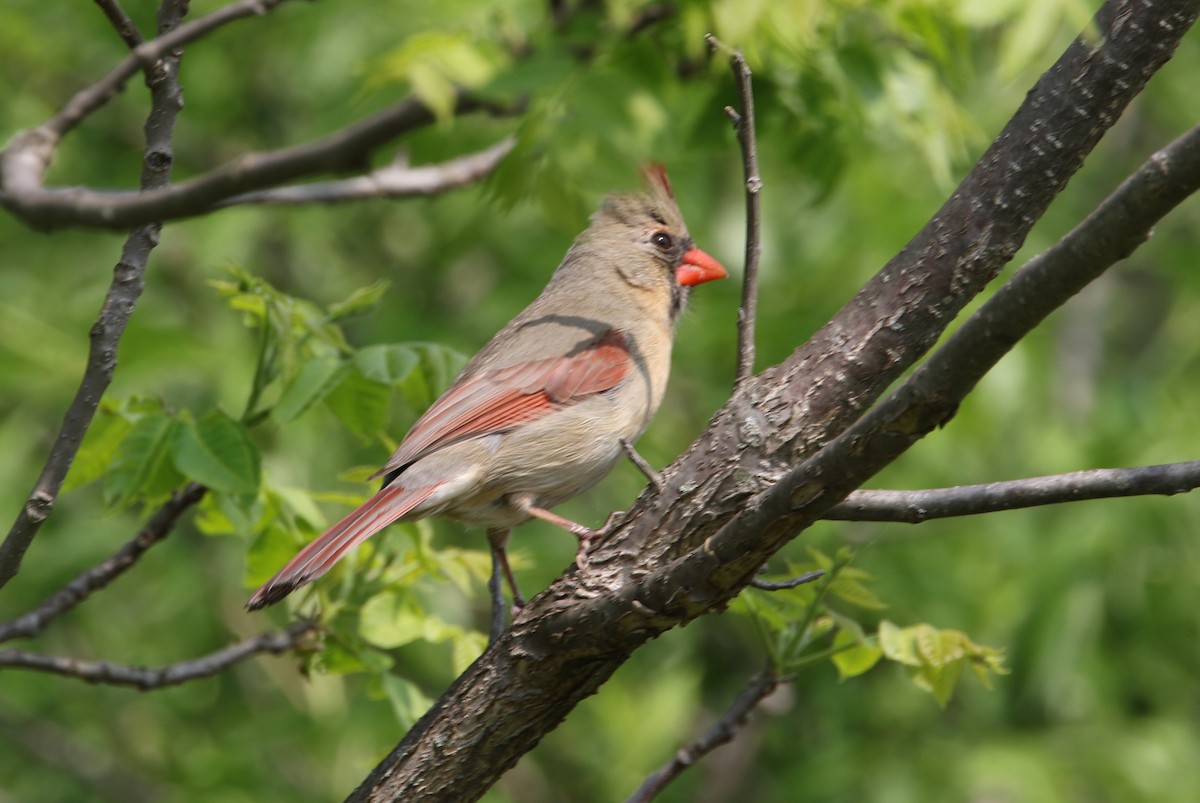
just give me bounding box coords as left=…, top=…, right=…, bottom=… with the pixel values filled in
left=246, top=482, right=438, bottom=610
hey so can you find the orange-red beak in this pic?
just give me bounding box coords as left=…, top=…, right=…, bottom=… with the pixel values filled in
left=675, top=248, right=728, bottom=287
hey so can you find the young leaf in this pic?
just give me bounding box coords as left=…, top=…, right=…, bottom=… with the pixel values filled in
left=831, top=628, right=883, bottom=681
left=373, top=673, right=435, bottom=730
left=325, top=367, right=392, bottom=441
left=62, top=405, right=133, bottom=492
left=273, top=355, right=347, bottom=423
left=105, top=413, right=185, bottom=509
left=355, top=344, right=420, bottom=385
left=171, top=410, right=261, bottom=495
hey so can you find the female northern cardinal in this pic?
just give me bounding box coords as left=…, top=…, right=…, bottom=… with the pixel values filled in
left=247, top=165, right=726, bottom=623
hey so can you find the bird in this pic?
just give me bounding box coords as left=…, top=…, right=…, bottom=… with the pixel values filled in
left=246, top=164, right=726, bottom=636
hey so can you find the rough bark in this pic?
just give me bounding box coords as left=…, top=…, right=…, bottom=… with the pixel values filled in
left=348, top=1, right=1200, bottom=799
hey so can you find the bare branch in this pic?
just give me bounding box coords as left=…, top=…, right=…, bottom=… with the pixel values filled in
left=94, top=0, right=144, bottom=48
left=706, top=35, right=763, bottom=388
left=0, top=2, right=190, bottom=588
left=627, top=669, right=779, bottom=803
left=2, top=88, right=512, bottom=231
left=0, top=621, right=316, bottom=689
left=216, top=137, right=516, bottom=207
left=619, top=437, right=664, bottom=493
left=749, top=570, right=824, bottom=591
left=1, top=0, right=294, bottom=225
left=823, top=460, right=1200, bottom=524
left=0, top=484, right=206, bottom=644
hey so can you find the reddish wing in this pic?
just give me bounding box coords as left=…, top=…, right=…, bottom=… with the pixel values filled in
left=371, top=329, right=631, bottom=480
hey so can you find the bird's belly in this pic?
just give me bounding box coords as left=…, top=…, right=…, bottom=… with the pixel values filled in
left=431, top=396, right=642, bottom=528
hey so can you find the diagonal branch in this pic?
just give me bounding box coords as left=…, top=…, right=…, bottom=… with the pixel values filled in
left=719, top=118, right=1200, bottom=564
left=0, top=620, right=316, bottom=689
left=0, top=0, right=190, bottom=588
left=627, top=668, right=780, bottom=803
left=94, top=0, right=144, bottom=48
left=346, top=3, right=1200, bottom=799
left=825, top=460, right=1200, bottom=523
left=0, top=484, right=206, bottom=644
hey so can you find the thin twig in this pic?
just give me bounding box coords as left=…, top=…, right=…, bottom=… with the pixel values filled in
left=0, top=1, right=190, bottom=588
left=749, top=570, right=824, bottom=591
left=706, top=34, right=762, bottom=388
left=0, top=484, right=206, bottom=644
left=619, top=437, right=664, bottom=492
left=0, top=620, right=317, bottom=689
left=627, top=669, right=780, bottom=803
left=822, top=459, right=1200, bottom=524
left=217, top=137, right=516, bottom=207
left=94, top=0, right=144, bottom=48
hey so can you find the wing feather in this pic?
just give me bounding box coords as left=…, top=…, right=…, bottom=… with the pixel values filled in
left=371, top=329, right=631, bottom=480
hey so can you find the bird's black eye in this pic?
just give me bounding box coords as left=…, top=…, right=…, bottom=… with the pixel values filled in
left=652, top=231, right=673, bottom=251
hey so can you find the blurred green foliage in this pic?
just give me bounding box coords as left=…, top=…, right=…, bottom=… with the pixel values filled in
left=1, top=1, right=1199, bottom=801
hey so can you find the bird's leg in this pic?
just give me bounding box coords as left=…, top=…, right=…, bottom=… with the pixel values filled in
left=510, top=494, right=612, bottom=569
left=486, top=527, right=524, bottom=644
left=619, top=437, right=664, bottom=492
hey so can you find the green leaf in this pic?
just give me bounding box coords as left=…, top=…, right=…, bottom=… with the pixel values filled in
left=831, top=629, right=883, bottom=681
left=312, top=634, right=393, bottom=676
left=877, top=620, right=1008, bottom=706
left=63, top=405, right=133, bottom=492
left=372, top=673, right=434, bottom=729
left=354, top=344, right=420, bottom=385
left=273, top=355, right=347, bottom=423
left=829, top=576, right=887, bottom=610
left=450, top=630, right=488, bottom=675
left=171, top=410, right=261, bottom=495
left=325, top=367, right=392, bottom=441
left=395, top=343, right=467, bottom=413
left=359, top=591, right=427, bottom=649
left=105, top=413, right=185, bottom=509
left=327, top=280, right=390, bottom=320
left=244, top=520, right=308, bottom=587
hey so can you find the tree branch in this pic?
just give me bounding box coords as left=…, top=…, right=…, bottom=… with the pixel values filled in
left=2, top=87, right=512, bottom=231
left=346, top=3, right=1200, bottom=799
left=94, top=0, right=144, bottom=48
left=749, top=571, right=824, bottom=591
left=1, top=0, right=293, bottom=220
left=626, top=669, right=780, bottom=803
left=0, top=620, right=316, bottom=689
left=0, top=0, right=190, bottom=588
left=706, top=35, right=763, bottom=388
left=0, top=484, right=206, bottom=644
left=824, top=460, right=1200, bottom=523
left=215, top=137, right=516, bottom=207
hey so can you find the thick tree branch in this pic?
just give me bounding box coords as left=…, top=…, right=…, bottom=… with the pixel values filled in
left=215, top=137, right=516, bottom=207
left=0, top=484, right=206, bottom=644
left=627, top=669, right=780, bottom=803
left=825, top=460, right=1200, bottom=523
left=706, top=35, right=763, bottom=388
left=0, top=1, right=189, bottom=588
left=347, top=3, right=1200, bottom=799
left=0, top=620, right=316, bottom=689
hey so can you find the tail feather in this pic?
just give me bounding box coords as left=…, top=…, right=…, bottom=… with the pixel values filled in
left=246, top=482, right=439, bottom=610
